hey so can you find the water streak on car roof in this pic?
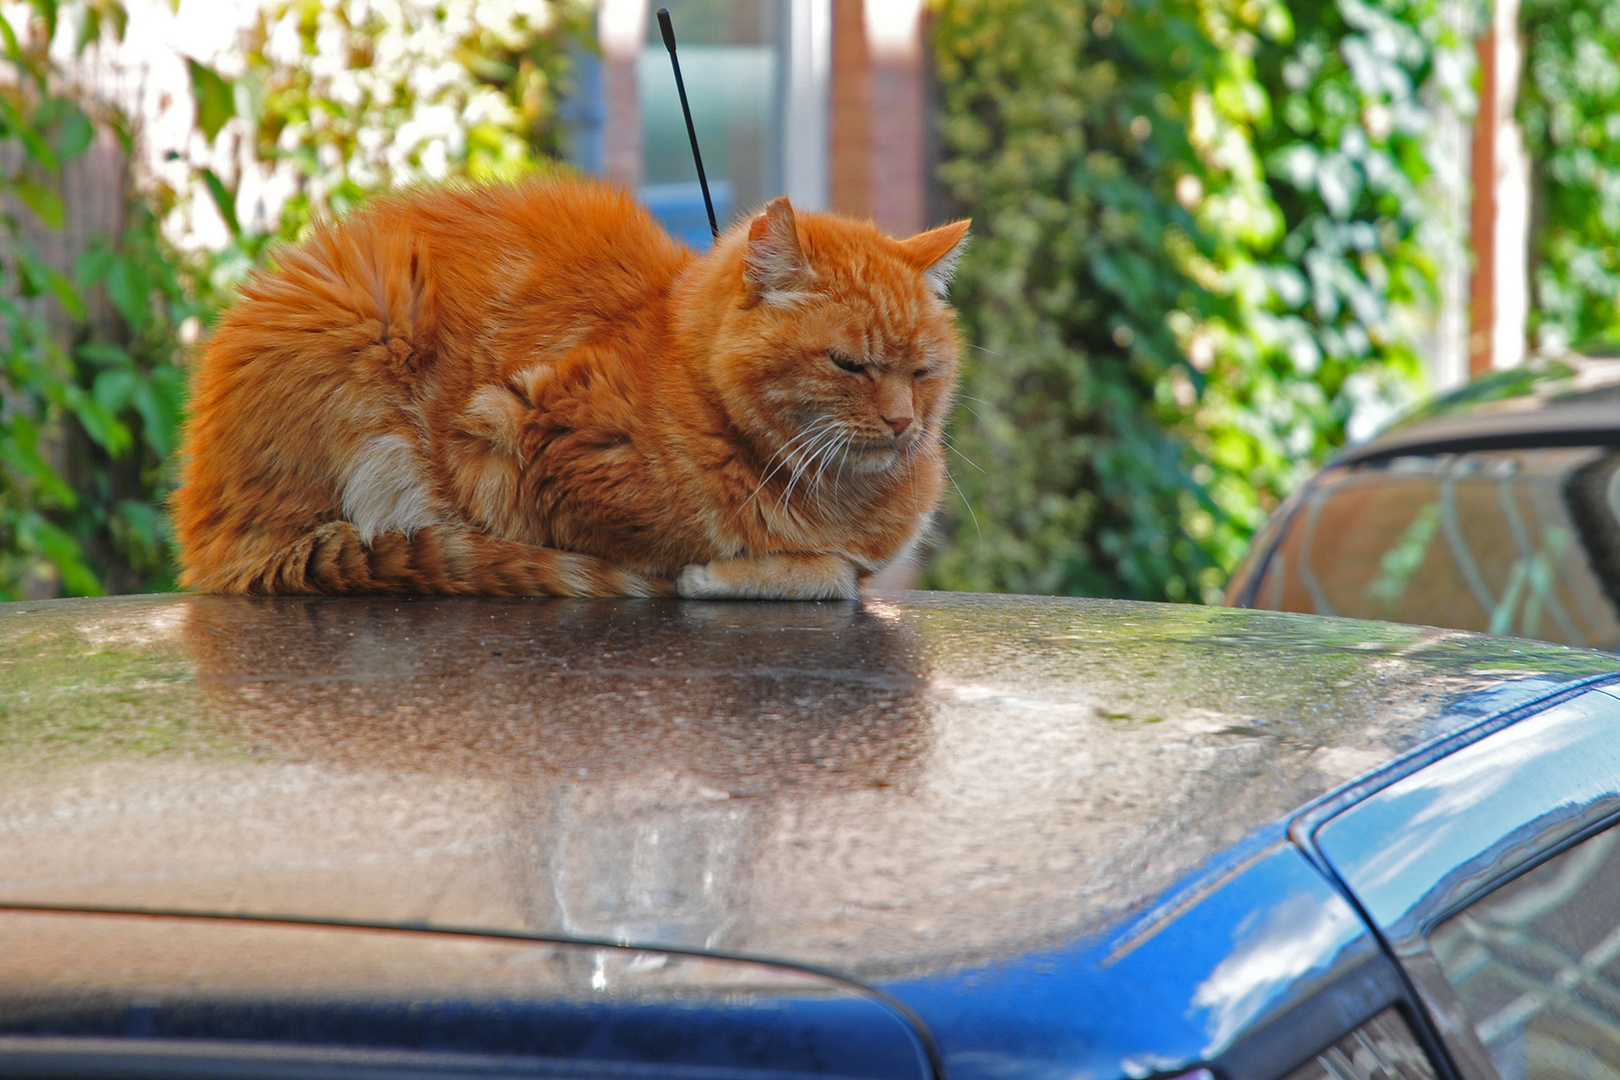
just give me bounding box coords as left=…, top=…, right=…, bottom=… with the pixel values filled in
left=0, top=592, right=1614, bottom=978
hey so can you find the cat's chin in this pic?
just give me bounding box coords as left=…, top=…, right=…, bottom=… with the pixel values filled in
left=843, top=443, right=909, bottom=474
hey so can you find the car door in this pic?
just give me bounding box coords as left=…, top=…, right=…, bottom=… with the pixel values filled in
left=1304, top=682, right=1620, bottom=1080
left=0, top=913, right=937, bottom=1080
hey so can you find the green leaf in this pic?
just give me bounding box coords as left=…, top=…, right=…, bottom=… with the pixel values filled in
left=104, top=255, right=153, bottom=328
left=0, top=13, right=19, bottom=60
left=10, top=178, right=63, bottom=227
left=187, top=59, right=235, bottom=141
left=46, top=267, right=86, bottom=320
left=103, top=0, right=129, bottom=37
left=201, top=167, right=241, bottom=238
left=92, top=368, right=138, bottom=413
left=0, top=419, right=76, bottom=508
left=33, top=93, right=70, bottom=130
left=16, top=118, right=58, bottom=170
left=20, top=250, right=88, bottom=320
left=76, top=341, right=134, bottom=368
left=75, top=6, right=99, bottom=52
left=37, top=0, right=59, bottom=40
left=58, top=109, right=93, bottom=159
left=16, top=512, right=103, bottom=597
left=73, top=243, right=116, bottom=287
left=114, top=498, right=163, bottom=541
left=133, top=366, right=185, bottom=458
left=14, top=255, right=44, bottom=299
left=64, top=384, right=133, bottom=457
left=112, top=498, right=167, bottom=563
left=329, top=179, right=367, bottom=217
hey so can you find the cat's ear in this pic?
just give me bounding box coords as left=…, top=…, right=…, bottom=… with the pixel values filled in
left=744, top=197, right=812, bottom=304
left=899, top=219, right=971, bottom=298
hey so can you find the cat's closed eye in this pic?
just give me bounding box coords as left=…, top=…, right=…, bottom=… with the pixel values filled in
left=830, top=351, right=866, bottom=375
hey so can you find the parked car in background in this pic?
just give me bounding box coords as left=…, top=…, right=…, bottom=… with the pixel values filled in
left=4, top=592, right=1620, bottom=1079
left=1227, top=354, right=1620, bottom=649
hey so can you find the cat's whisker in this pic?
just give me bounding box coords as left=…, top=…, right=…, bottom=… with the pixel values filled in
left=779, top=423, right=846, bottom=513
left=807, top=432, right=833, bottom=487
left=951, top=396, right=994, bottom=425
left=904, top=441, right=923, bottom=517
left=945, top=466, right=982, bottom=543
left=830, top=430, right=856, bottom=501
left=771, top=422, right=834, bottom=476
left=772, top=430, right=828, bottom=513
left=814, top=424, right=851, bottom=484
left=942, top=433, right=984, bottom=473
left=805, top=424, right=851, bottom=494
left=740, top=419, right=839, bottom=516
left=803, top=435, right=840, bottom=515
left=812, top=426, right=857, bottom=512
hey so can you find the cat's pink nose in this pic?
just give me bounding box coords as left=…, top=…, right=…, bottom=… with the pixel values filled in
left=885, top=415, right=913, bottom=436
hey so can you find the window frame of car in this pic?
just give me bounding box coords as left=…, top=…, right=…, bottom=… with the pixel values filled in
left=1225, top=373, right=1620, bottom=620
left=1300, top=679, right=1620, bottom=1080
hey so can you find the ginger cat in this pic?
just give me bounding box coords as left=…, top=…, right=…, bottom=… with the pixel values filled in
left=172, top=177, right=969, bottom=599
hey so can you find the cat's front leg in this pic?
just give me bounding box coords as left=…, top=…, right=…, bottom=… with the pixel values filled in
left=675, top=553, right=858, bottom=600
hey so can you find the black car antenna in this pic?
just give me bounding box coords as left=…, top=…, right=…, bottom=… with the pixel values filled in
left=657, top=7, right=719, bottom=240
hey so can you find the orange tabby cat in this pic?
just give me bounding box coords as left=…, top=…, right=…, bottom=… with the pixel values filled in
left=173, top=176, right=969, bottom=599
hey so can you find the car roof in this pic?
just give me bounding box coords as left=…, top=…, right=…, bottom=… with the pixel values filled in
left=1, top=592, right=1615, bottom=981
left=1335, top=353, right=1620, bottom=466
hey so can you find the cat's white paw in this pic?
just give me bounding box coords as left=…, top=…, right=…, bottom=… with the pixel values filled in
left=675, top=563, right=728, bottom=599
left=675, top=559, right=859, bottom=600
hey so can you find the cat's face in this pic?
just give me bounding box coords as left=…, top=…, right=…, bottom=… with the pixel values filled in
left=710, top=200, right=969, bottom=483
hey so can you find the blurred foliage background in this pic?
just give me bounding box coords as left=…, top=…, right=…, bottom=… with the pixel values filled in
left=1517, top=0, right=1620, bottom=353
left=922, top=0, right=1473, bottom=600
left=0, top=0, right=1616, bottom=601
left=0, top=0, right=588, bottom=599
left=1, top=0, right=194, bottom=597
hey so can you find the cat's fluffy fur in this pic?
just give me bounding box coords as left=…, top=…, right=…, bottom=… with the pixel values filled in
left=173, top=176, right=969, bottom=599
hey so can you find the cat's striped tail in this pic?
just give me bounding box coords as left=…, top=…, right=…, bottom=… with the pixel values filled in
left=190, top=523, right=674, bottom=597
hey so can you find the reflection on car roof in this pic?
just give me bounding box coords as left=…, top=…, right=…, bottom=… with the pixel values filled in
left=0, top=592, right=1614, bottom=978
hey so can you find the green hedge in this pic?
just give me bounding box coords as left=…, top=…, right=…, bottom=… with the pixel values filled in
left=1519, top=0, right=1620, bottom=350
left=9, top=0, right=1620, bottom=603
left=0, top=0, right=587, bottom=599
left=925, top=0, right=1476, bottom=601
left=0, top=1, right=194, bottom=598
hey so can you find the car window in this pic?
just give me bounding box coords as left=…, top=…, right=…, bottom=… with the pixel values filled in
left=1279, top=1009, right=1437, bottom=1080
left=1429, top=820, right=1620, bottom=1079
left=1247, top=448, right=1620, bottom=649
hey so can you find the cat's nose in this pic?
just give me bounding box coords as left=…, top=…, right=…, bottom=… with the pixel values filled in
left=885, top=415, right=913, bottom=436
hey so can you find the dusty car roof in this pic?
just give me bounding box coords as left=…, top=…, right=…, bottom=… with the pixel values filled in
left=1, top=592, right=1614, bottom=979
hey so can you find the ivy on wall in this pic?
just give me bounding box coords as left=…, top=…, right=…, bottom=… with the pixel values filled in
left=925, top=0, right=1474, bottom=602
left=1193, top=0, right=1476, bottom=555
left=923, top=0, right=1229, bottom=601
left=1518, top=0, right=1620, bottom=351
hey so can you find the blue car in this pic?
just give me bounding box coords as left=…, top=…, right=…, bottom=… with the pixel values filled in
left=1, top=591, right=1618, bottom=1080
